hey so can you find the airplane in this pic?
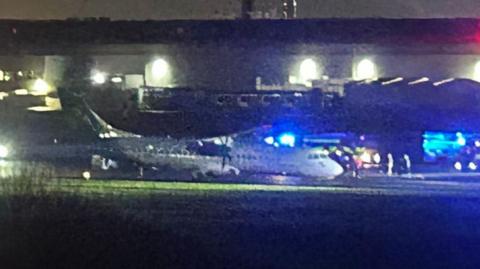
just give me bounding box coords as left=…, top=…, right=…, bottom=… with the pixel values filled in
left=111, top=135, right=345, bottom=179
left=2, top=88, right=345, bottom=180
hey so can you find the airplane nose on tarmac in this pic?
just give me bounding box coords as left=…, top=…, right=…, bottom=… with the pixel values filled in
left=330, top=160, right=345, bottom=177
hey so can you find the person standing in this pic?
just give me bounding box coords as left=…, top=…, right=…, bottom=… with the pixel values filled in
left=387, top=153, right=394, bottom=176
left=405, top=154, right=411, bottom=172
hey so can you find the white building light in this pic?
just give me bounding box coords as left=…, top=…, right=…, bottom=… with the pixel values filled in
left=408, top=77, right=430, bottom=85
left=152, top=58, right=169, bottom=79
left=145, top=58, right=172, bottom=87
left=0, top=70, right=4, bottom=81
left=474, top=61, right=480, bottom=82
left=355, top=59, right=376, bottom=80
left=0, top=92, right=8, bottom=100
left=14, top=89, right=29, bottom=95
left=381, top=77, right=404, bottom=86
left=433, top=78, right=455, bottom=86
left=299, top=58, right=318, bottom=84
left=111, top=77, right=123, bottom=83
left=92, top=72, right=107, bottom=84
left=32, top=79, right=50, bottom=94
left=0, top=145, right=9, bottom=159
left=288, top=75, right=298, bottom=84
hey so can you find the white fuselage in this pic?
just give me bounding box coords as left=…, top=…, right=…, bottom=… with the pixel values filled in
left=115, top=137, right=344, bottom=179
left=229, top=143, right=344, bottom=178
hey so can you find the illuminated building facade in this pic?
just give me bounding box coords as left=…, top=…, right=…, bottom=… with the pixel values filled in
left=1, top=19, right=480, bottom=92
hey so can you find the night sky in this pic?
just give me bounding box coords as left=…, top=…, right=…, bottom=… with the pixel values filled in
left=0, top=0, right=479, bottom=20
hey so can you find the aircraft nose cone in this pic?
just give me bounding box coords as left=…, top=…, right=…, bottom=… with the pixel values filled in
left=331, top=160, right=345, bottom=177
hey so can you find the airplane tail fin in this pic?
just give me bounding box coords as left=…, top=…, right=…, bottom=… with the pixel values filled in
left=57, top=87, right=139, bottom=138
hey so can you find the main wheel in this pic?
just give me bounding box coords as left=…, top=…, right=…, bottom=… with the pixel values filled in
left=192, top=171, right=205, bottom=181
left=228, top=168, right=240, bottom=177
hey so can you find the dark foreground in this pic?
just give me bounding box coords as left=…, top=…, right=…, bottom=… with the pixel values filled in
left=2, top=178, right=480, bottom=269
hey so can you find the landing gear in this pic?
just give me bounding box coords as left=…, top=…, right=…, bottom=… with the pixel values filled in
left=339, top=170, right=360, bottom=180
left=228, top=168, right=240, bottom=177
left=192, top=171, right=206, bottom=181
left=341, top=159, right=361, bottom=179
left=138, top=166, right=144, bottom=178
left=191, top=169, right=239, bottom=181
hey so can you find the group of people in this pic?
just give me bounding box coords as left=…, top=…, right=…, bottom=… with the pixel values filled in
left=326, top=144, right=412, bottom=178
left=385, top=153, right=412, bottom=176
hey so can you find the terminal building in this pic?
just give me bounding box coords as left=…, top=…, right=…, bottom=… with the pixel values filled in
left=1, top=18, right=480, bottom=94
left=2, top=18, right=480, bottom=162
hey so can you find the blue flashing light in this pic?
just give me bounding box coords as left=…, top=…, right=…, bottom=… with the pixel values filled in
left=278, top=133, right=296, bottom=147
left=423, top=131, right=476, bottom=162
left=423, top=131, right=467, bottom=150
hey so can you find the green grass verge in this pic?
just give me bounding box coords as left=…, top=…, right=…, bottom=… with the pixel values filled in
left=52, top=179, right=340, bottom=193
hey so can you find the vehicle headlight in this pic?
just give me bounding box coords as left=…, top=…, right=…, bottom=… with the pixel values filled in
left=82, top=171, right=92, bottom=180
left=454, top=161, right=462, bottom=171
left=469, top=162, right=477, bottom=171
left=0, top=145, right=9, bottom=158
left=360, top=152, right=372, bottom=163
